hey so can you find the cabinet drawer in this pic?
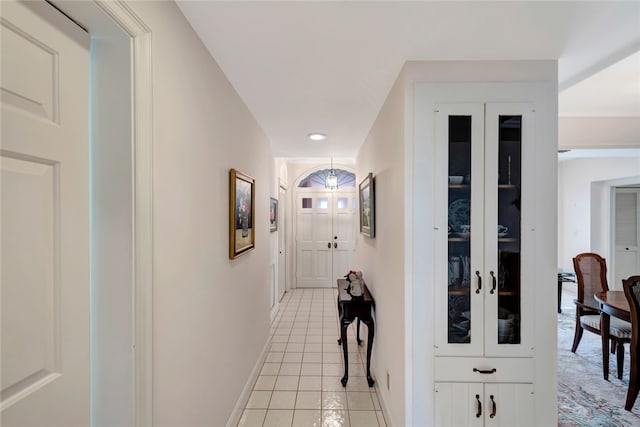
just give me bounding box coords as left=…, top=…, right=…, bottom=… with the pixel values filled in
left=435, top=357, right=533, bottom=383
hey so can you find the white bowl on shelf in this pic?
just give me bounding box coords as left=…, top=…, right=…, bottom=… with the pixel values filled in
left=449, top=176, right=464, bottom=185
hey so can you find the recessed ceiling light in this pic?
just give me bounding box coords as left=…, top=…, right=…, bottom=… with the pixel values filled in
left=308, top=133, right=327, bottom=141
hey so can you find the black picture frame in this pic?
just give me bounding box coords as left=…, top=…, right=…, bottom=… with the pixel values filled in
left=270, top=197, right=278, bottom=232
left=359, top=173, right=375, bottom=238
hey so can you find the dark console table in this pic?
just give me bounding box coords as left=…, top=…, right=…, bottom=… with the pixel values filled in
left=336, top=278, right=375, bottom=387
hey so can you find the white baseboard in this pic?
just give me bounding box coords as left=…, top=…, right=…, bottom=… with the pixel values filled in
left=374, top=376, right=395, bottom=427
left=225, top=335, right=273, bottom=427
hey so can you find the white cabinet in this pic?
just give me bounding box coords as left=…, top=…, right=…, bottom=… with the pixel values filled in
left=434, top=382, right=535, bottom=427
left=434, top=103, right=535, bottom=358
left=433, top=103, right=536, bottom=422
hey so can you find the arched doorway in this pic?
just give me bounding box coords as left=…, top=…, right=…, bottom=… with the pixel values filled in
left=294, top=166, right=357, bottom=287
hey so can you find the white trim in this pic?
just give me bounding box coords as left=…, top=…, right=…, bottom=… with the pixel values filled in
left=61, top=1, right=154, bottom=424
left=94, top=2, right=154, bottom=424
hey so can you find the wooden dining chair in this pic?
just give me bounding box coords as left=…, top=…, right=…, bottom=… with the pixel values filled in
left=622, top=275, right=640, bottom=411
left=572, top=253, right=631, bottom=379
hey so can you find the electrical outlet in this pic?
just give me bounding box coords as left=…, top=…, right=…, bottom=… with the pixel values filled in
left=386, top=371, right=390, bottom=390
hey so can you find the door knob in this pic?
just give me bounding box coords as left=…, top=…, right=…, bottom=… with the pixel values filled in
left=334, top=242, right=337, bottom=249
left=328, top=242, right=331, bottom=248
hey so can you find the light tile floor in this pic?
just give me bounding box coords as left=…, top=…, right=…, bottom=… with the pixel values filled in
left=238, top=288, right=387, bottom=427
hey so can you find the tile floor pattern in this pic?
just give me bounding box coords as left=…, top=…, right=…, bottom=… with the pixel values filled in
left=238, top=288, right=387, bottom=427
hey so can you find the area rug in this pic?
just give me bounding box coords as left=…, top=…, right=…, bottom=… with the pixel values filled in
left=557, top=305, right=640, bottom=426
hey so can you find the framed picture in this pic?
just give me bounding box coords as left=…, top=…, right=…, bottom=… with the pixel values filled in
left=229, top=168, right=255, bottom=259
left=359, top=172, right=375, bottom=238
left=270, top=197, right=278, bottom=232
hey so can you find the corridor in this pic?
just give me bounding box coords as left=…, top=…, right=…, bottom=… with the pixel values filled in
left=238, top=288, right=387, bottom=427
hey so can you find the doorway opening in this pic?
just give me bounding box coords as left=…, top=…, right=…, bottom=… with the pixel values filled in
left=294, top=167, right=357, bottom=288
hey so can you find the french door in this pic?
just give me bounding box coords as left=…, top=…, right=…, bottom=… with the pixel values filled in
left=296, top=189, right=356, bottom=287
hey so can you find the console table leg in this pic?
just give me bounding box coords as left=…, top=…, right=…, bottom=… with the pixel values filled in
left=337, top=295, right=343, bottom=346
left=340, top=319, right=350, bottom=386
left=357, top=318, right=363, bottom=346
left=363, top=318, right=375, bottom=387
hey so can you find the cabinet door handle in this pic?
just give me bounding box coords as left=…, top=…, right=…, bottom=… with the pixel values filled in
left=489, top=395, right=497, bottom=418
left=475, top=271, right=482, bottom=294
left=475, top=394, right=482, bottom=418
left=473, top=368, right=497, bottom=374
left=334, top=242, right=337, bottom=249
left=490, top=271, right=497, bottom=294
left=328, top=242, right=331, bottom=249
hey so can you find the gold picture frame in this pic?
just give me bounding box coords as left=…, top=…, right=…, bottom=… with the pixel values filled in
left=229, top=168, right=255, bottom=258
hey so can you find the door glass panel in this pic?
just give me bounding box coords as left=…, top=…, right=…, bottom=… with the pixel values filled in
left=318, top=198, right=329, bottom=209
left=497, top=115, right=521, bottom=344
left=302, top=198, right=312, bottom=209
left=337, top=197, right=348, bottom=209
left=447, top=115, right=472, bottom=344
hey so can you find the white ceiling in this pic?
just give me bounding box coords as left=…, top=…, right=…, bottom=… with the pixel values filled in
left=177, top=1, right=640, bottom=160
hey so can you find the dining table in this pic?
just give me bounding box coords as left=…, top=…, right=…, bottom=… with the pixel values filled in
left=594, top=290, right=637, bottom=411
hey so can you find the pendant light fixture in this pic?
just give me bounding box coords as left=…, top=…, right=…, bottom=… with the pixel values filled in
left=325, top=157, right=338, bottom=190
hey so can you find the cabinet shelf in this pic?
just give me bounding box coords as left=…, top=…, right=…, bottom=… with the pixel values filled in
left=449, top=184, right=470, bottom=189
left=498, top=290, right=520, bottom=296
left=498, top=184, right=520, bottom=189
left=450, top=237, right=518, bottom=243
left=448, top=286, right=470, bottom=296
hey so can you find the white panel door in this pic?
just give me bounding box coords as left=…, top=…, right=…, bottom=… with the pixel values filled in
left=1, top=1, right=90, bottom=426
left=614, top=189, right=640, bottom=287
left=296, top=192, right=332, bottom=287
left=277, top=186, right=287, bottom=300
left=332, top=191, right=356, bottom=280
left=296, top=189, right=356, bottom=288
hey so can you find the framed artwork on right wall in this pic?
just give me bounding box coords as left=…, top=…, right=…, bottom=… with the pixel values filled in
left=359, top=172, right=375, bottom=238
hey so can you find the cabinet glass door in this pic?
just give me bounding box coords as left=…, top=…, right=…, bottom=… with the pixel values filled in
left=496, top=116, right=521, bottom=345
left=485, top=104, right=533, bottom=357
left=447, top=115, right=472, bottom=343
left=435, top=104, right=485, bottom=356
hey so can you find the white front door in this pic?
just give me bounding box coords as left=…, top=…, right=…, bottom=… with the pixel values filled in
left=332, top=193, right=356, bottom=279
left=1, top=1, right=90, bottom=425
left=296, top=190, right=356, bottom=288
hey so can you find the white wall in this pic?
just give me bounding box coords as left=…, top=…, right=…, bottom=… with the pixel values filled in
left=557, top=157, right=640, bottom=273
left=559, top=117, right=640, bottom=149
left=355, top=72, right=406, bottom=427
left=128, top=3, right=273, bottom=426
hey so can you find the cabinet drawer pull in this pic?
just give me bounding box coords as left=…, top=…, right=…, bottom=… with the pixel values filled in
left=490, top=395, right=497, bottom=418
left=475, top=271, right=482, bottom=294
left=475, top=394, right=482, bottom=418
left=473, top=368, right=497, bottom=374
left=490, top=271, right=497, bottom=294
